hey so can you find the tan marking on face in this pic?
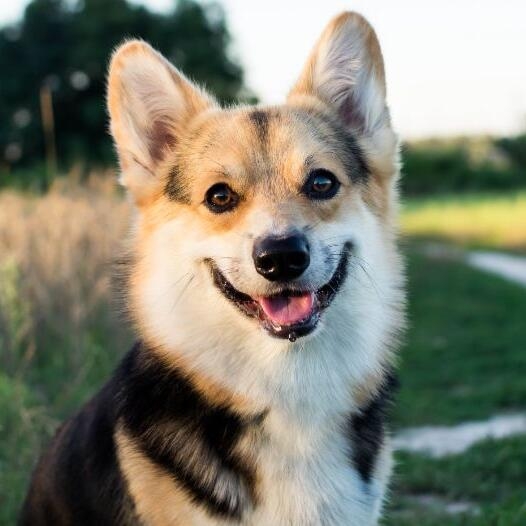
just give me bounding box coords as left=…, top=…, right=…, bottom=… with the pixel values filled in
left=159, top=106, right=366, bottom=234
left=134, top=88, right=397, bottom=233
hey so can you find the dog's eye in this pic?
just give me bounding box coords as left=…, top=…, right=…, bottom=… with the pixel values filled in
left=205, top=183, right=239, bottom=213
left=302, top=169, right=340, bottom=200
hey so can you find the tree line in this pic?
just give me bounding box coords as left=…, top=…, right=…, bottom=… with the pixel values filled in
left=0, top=0, right=524, bottom=195
left=0, top=0, right=250, bottom=177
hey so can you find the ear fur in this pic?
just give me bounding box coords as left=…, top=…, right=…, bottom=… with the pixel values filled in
left=107, top=40, right=215, bottom=204
left=289, top=12, right=391, bottom=137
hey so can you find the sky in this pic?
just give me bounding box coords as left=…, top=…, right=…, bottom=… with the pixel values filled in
left=2, top=0, right=525, bottom=139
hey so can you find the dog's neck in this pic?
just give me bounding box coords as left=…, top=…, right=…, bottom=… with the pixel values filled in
left=138, top=311, right=392, bottom=435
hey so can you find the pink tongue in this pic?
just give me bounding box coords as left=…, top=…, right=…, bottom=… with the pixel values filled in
left=258, top=292, right=315, bottom=325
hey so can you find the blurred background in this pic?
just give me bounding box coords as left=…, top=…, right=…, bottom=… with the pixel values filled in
left=0, top=1, right=525, bottom=524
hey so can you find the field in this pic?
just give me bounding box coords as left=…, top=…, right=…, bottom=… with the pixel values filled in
left=386, top=252, right=526, bottom=524
left=402, top=191, right=526, bottom=252
left=1, top=181, right=525, bottom=524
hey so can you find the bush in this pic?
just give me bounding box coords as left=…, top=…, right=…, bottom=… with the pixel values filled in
left=401, top=140, right=525, bottom=195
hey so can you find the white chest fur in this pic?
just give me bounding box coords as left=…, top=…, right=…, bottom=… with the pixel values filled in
left=202, top=407, right=389, bottom=526
left=245, top=432, right=387, bottom=526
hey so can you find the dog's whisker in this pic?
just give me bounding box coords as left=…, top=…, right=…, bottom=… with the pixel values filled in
left=350, top=260, right=383, bottom=301
left=171, top=274, right=196, bottom=311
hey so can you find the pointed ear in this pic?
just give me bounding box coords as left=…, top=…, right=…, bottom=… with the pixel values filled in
left=288, top=12, right=390, bottom=136
left=107, top=40, right=215, bottom=204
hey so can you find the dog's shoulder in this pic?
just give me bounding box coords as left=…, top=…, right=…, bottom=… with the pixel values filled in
left=115, top=342, right=260, bottom=523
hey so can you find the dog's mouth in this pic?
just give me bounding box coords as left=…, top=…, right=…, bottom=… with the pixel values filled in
left=207, top=243, right=351, bottom=341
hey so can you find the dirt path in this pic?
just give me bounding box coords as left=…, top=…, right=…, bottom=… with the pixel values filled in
left=466, top=251, right=526, bottom=287
left=395, top=246, right=526, bottom=457
left=393, top=413, right=526, bottom=458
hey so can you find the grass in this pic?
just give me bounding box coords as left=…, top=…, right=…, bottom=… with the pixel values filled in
left=392, top=250, right=526, bottom=428
left=401, top=190, right=526, bottom=252
left=0, top=178, right=131, bottom=524
left=387, top=437, right=526, bottom=525
left=0, top=183, right=525, bottom=524
left=384, top=251, right=526, bottom=524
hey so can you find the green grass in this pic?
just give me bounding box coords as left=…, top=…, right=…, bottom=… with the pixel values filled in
left=0, top=256, right=130, bottom=525
left=383, top=250, right=526, bottom=524
left=1, top=246, right=526, bottom=524
left=395, top=437, right=526, bottom=504
left=401, top=190, right=526, bottom=252
left=393, top=250, right=526, bottom=428
left=386, top=437, right=526, bottom=525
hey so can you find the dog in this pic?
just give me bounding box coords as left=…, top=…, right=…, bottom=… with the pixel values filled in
left=20, top=11, right=404, bottom=525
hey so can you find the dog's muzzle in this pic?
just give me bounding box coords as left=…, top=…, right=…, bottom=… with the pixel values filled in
left=206, top=242, right=351, bottom=341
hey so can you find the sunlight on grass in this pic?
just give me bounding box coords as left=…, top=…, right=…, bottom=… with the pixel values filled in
left=401, top=191, right=526, bottom=251
left=0, top=178, right=132, bottom=523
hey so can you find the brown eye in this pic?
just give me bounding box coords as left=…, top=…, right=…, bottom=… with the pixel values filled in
left=302, top=169, right=340, bottom=200
left=205, top=183, right=239, bottom=213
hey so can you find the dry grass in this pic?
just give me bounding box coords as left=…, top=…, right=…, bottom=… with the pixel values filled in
left=0, top=173, right=130, bottom=378
left=401, top=191, right=526, bottom=252
left=0, top=173, right=131, bottom=522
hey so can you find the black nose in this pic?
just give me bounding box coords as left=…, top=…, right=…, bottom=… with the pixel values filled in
left=253, top=234, right=310, bottom=282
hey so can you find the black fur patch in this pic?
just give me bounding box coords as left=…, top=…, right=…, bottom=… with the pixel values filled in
left=249, top=110, right=270, bottom=144
left=20, top=342, right=260, bottom=524
left=164, top=164, right=191, bottom=203
left=347, top=371, right=398, bottom=483
left=116, top=343, right=259, bottom=520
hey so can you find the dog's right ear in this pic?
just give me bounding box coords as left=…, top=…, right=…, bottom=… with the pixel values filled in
left=107, top=40, right=215, bottom=205
left=288, top=12, right=390, bottom=138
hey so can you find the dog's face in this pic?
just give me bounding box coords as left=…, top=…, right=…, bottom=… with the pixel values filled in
left=108, top=13, right=402, bottom=377
left=160, top=106, right=373, bottom=342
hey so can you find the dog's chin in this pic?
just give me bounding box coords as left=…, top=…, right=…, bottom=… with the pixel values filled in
left=206, top=243, right=351, bottom=342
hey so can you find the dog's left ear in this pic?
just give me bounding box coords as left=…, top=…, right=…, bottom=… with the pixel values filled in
left=107, top=40, right=215, bottom=204
left=288, top=12, right=391, bottom=137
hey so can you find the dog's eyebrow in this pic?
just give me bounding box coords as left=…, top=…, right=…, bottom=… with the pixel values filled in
left=303, top=155, right=316, bottom=169
left=200, top=153, right=233, bottom=180
left=164, top=164, right=191, bottom=204
left=211, top=169, right=233, bottom=180
left=248, top=110, right=269, bottom=144
left=301, top=109, right=370, bottom=183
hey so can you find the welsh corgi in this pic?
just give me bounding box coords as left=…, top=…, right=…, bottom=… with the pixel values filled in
left=21, top=12, right=404, bottom=525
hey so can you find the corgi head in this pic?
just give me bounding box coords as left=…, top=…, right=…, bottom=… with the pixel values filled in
left=107, top=12, right=403, bottom=403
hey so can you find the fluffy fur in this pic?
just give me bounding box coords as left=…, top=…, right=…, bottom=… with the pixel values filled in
left=21, top=12, right=404, bottom=526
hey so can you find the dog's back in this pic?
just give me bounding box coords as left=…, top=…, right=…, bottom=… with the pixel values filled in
left=20, top=376, right=132, bottom=524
